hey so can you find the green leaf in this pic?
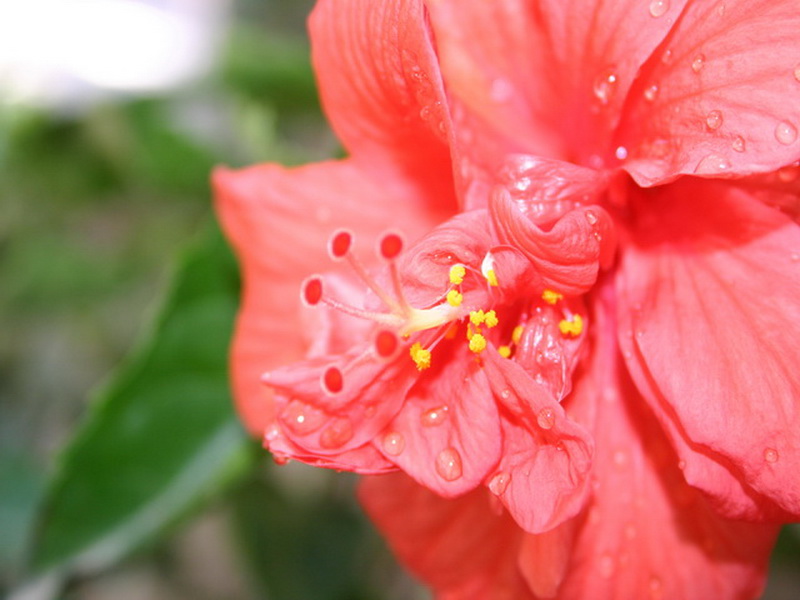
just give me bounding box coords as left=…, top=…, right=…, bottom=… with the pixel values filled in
left=29, top=223, right=253, bottom=576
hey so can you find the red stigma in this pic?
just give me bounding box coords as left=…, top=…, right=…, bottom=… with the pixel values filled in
left=302, top=276, right=323, bottom=306
left=374, top=329, right=400, bottom=359
left=328, top=229, right=353, bottom=260
left=379, top=232, right=404, bottom=260
left=322, top=366, right=344, bottom=394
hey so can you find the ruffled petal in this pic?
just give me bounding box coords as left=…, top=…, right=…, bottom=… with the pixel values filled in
left=617, top=178, right=800, bottom=518
left=310, top=0, right=457, bottom=206
left=213, top=159, right=441, bottom=435
left=555, top=307, right=778, bottom=600
left=359, top=473, right=534, bottom=600
left=425, top=0, right=689, bottom=182
left=483, top=350, right=593, bottom=534
left=490, top=190, right=616, bottom=296
left=620, top=0, right=800, bottom=185
left=377, top=346, right=501, bottom=497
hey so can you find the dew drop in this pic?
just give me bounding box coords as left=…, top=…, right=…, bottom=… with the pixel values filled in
left=263, top=423, right=281, bottom=443
left=382, top=431, right=405, bottom=456
left=775, top=121, right=798, bottom=145
left=732, top=135, right=746, bottom=152
left=593, top=70, right=618, bottom=105
left=615, top=145, right=629, bottom=160
left=585, top=210, right=599, bottom=225
left=643, top=84, right=659, bottom=102
left=678, top=459, right=687, bottom=470
left=435, top=447, right=463, bottom=481
left=648, top=0, right=669, bottom=18
left=649, top=576, right=664, bottom=598
left=281, top=400, right=325, bottom=435
left=705, top=109, right=723, bottom=130
left=420, top=405, right=449, bottom=427
left=661, top=49, right=673, bottom=64
left=500, top=388, right=511, bottom=400
left=691, top=54, right=705, bottom=73
left=599, top=553, right=615, bottom=579
left=537, top=407, right=556, bottom=430
left=694, top=154, right=731, bottom=174
left=764, top=447, right=779, bottom=463
left=488, top=471, right=511, bottom=495
left=319, top=418, right=354, bottom=449
left=794, top=64, right=800, bottom=83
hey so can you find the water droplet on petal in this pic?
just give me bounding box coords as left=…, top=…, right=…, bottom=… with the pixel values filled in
left=599, top=553, right=615, bottom=579
left=420, top=405, right=449, bottom=427
left=585, top=210, right=599, bottom=225
left=764, top=447, right=779, bottom=463
left=643, top=84, right=659, bottom=102
left=537, top=407, right=556, bottom=430
left=775, top=121, right=798, bottom=145
left=435, top=447, right=463, bottom=481
left=649, top=576, right=664, bottom=599
left=615, top=145, right=629, bottom=160
left=281, top=400, right=325, bottom=435
left=732, top=135, right=746, bottom=152
left=661, top=49, right=673, bottom=64
left=678, top=459, right=686, bottom=470
left=691, top=54, right=705, bottom=73
left=500, top=388, right=511, bottom=400
left=694, top=154, right=731, bottom=174
left=649, top=0, right=669, bottom=18
left=705, top=110, right=723, bottom=130
left=488, top=471, right=511, bottom=495
left=382, top=431, right=405, bottom=456
left=320, top=418, right=354, bottom=449
left=593, top=70, right=618, bottom=105
left=264, top=423, right=281, bottom=443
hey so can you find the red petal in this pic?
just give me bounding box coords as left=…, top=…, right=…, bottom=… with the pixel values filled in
left=425, top=0, right=689, bottom=179
left=555, top=311, right=778, bottom=600
left=310, top=0, right=457, bottom=207
left=213, top=159, right=440, bottom=435
left=482, top=350, right=593, bottom=533
left=620, top=0, right=800, bottom=185
left=618, top=178, right=800, bottom=518
left=378, top=347, right=502, bottom=497
left=490, top=190, right=616, bottom=295
left=359, top=473, right=534, bottom=600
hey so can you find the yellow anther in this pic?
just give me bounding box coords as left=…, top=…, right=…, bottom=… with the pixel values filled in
left=485, top=268, right=499, bottom=287
left=559, top=314, right=584, bottom=337
left=446, top=289, right=463, bottom=307
left=498, top=345, right=512, bottom=358
left=512, top=325, right=524, bottom=345
left=542, top=289, right=563, bottom=305
left=409, top=342, right=432, bottom=370
left=469, top=333, right=487, bottom=354
left=449, top=264, right=466, bottom=285
left=469, top=310, right=485, bottom=326
left=484, top=310, right=498, bottom=328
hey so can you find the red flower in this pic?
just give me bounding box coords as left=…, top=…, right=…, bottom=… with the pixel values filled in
left=214, top=0, right=800, bottom=597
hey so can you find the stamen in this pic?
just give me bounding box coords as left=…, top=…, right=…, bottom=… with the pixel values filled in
left=559, top=314, right=584, bottom=337
left=498, top=345, right=512, bottom=358
left=322, top=366, right=344, bottom=394
left=447, top=289, right=463, bottom=307
left=410, top=342, right=432, bottom=370
left=470, top=310, right=485, bottom=326
left=469, top=334, right=487, bottom=354
left=379, top=232, right=404, bottom=260
left=449, top=264, right=466, bottom=285
left=542, top=289, right=563, bottom=305
left=484, top=310, right=499, bottom=328
left=512, top=325, right=524, bottom=344
left=481, top=252, right=499, bottom=287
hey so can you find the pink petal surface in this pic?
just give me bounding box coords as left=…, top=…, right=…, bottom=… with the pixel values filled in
left=424, top=0, right=689, bottom=180
left=378, top=349, right=502, bottom=497
left=359, top=473, right=534, bottom=600
left=213, top=159, right=444, bottom=435
left=617, top=177, right=800, bottom=518
left=620, top=0, right=800, bottom=184
left=555, top=306, right=779, bottom=600
left=310, top=0, right=457, bottom=204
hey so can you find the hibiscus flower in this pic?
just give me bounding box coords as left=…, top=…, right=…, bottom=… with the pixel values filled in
left=213, top=0, right=800, bottom=598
